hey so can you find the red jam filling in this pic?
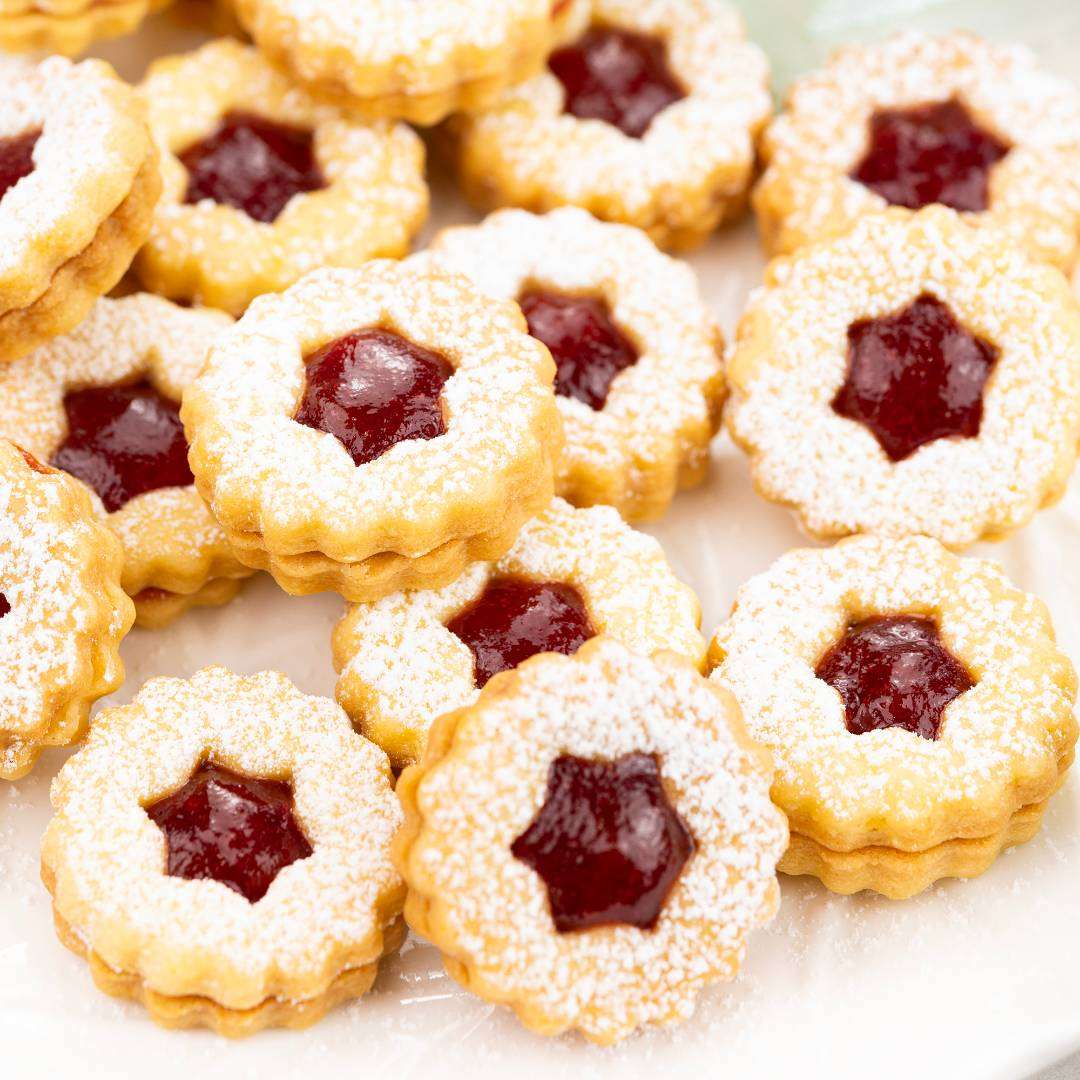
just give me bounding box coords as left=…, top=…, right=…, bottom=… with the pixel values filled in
left=446, top=577, right=595, bottom=688
left=51, top=382, right=194, bottom=513
left=179, top=111, right=325, bottom=224
left=295, top=328, right=453, bottom=467
left=832, top=292, right=998, bottom=462
left=519, top=290, right=638, bottom=410
left=548, top=27, right=685, bottom=138
left=816, top=615, right=974, bottom=740
left=851, top=99, right=1009, bottom=213
left=0, top=593, right=9, bottom=618
left=512, top=752, right=694, bottom=933
left=0, top=130, right=39, bottom=201
left=145, top=762, right=313, bottom=904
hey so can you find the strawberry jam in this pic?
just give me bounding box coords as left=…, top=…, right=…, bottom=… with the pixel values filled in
left=0, top=130, right=39, bottom=200
left=51, top=382, right=194, bottom=513
left=295, top=328, right=453, bottom=467
left=519, top=290, right=638, bottom=410
left=446, top=577, right=595, bottom=688
left=548, top=27, right=685, bottom=138
left=832, top=292, right=998, bottom=462
left=0, top=593, right=9, bottom=618
left=816, top=615, right=974, bottom=740
left=179, top=111, right=325, bottom=224
left=851, top=99, right=1009, bottom=213
left=512, top=752, right=694, bottom=932
left=146, top=762, right=313, bottom=903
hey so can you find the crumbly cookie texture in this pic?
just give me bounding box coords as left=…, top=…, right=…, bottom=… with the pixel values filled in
left=396, top=638, right=787, bottom=1044
left=135, top=39, right=428, bottom=316
left=709, top=535, right=1077, bottom=897
left=0, top=56, right=160, bottom=364
left=726, top=206, right=1080, bottom=547
left=0, top=294, right=252, bottom=629
left=427, top=208, right=725, bottom=521
left=230, top=0, right=590, bottom=125
left=0, top=439, right=133, bottom=780
left=333, top=497, right=706, bottom=769
left=182, top=258, right=563, bottom=601
left=0, top=0, right=172, bottom=55
left=448, top=0, right=771, bottom=250
left=41, top=667, right=405, bottom=1034
left=754, top=31, right=1080, bottom=268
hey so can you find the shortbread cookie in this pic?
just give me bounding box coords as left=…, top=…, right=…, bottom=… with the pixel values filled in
left=448, top=0, right=770, bottom=250
left=428, top=208, right=725, bottom=521
left=396, top=638, right=786, bottom=1043
left=41, top=667, right=405, bottom=1035
left=755, top=32, right=1080, bottom=269
left=0, top=0, right=172, bottom=55
left=709, top=535, right=1077, bottom=899
left=231, top=0, right=590, bottom=126
left=0, top=56, right=160, bottom=365
left=135, top=40, right=428, bottom=316
left=0, top=439, right=132, bottom=780
left=183, top=259, right=563, bottom=601
left=726, top=206, right=1080, bottom=547
left=0, top=295, right=253, bottom=629
left=333, top=498, right=706, bottom=769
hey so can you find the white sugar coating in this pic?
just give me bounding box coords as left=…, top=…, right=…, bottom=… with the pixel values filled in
left=709, top=535, right=1077, bottom=851
left=757, top=31, right=1080, bottom=266
left=406, top=639, right=787, bottom=1042
left=0, top=55, right=148, bottom=306
left=137, top=40, right=428, bottom=315
left=452, top=0, right=770, bottom=224
left=726, top=206, right=1080, bottom=547
left=42, top=667, right=404, bottom=1010
left=427, top=208, right=723, bottom=512
left=0, top=294, right=242, bottom=595
left=182, top=258, right=558, bottom=562
left=0, top=441, right=126, bottom=767
left=334, top=497, right=705, bottom=765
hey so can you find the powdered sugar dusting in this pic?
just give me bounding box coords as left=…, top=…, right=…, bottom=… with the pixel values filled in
left=726, top=207, right=1080, bottom=546
left=405, top=639, right=786, bottom=1043
left=710, top=534, right=1077, bottom=851
left=334, top=497, right=705, bottom=766
left=42, top=667, right=404, bottom=1009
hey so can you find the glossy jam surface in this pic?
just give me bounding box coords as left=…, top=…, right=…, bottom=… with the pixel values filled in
left=519, top=290, right=638, bottom=410
left=0, top=593, right=9, bottom=619
left=512, top=752, right=694, bottom=933
left=51, top=382, right=194, bottom=513
left=446, top=577, right=595, bottom=688
left=851, top=99, right=1009, bottom=213
left=0, top=130, right=39, bottom=201
left=548, top=27, right=685, bottom=138
left=146, top=762, right=313, bottom=903
left=179, top=111, right=325, bottom=224
left=832, top=292, right=998, bottom=462
left=816, top=615, right=974, bottom=740
left=295, top=328, right=453, bottom=467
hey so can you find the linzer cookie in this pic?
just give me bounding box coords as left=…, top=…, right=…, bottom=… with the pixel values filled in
left=0, top=0, right=172, bottom=55
left=709, top=535, right=1077, bottom=898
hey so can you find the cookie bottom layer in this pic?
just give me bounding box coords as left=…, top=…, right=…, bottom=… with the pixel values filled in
left=133, top=575, right=249, bottom=630
left=0, top=0, right=171, bottom=55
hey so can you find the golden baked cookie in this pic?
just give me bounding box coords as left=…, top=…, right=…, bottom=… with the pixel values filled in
left=41, top=667, right=405, bottom=1035
left=447, top=0, right=771, bottom=250
left=0, top=439, right=132, bottom=781
left=0, top=56, right=160, bottom=366
left=726, top=206, right=1080, bottom=548
left=0, top=0, right=172, bottom=55
left=755, top=32, right=1080, bottom=269
left=134, top=39, right=428, bottom=316
left=230, top=0, right=590, bottom=126
left=183, top=259, right=563, bottom=601
left=333, top=497, right=706, bottom=770
left=396, top=638, right=787, bottom=1043
left=428, top=208, right=725, bottom=521
left=0, top=295, right=253, bottom=630
left=709, top=535, right=1078, bottom=899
